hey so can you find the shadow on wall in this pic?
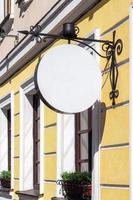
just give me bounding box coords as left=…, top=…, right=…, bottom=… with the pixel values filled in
left=16, top=0, right=33, bottom=18
left=100, top=102, right=107, bottom=144
left=91, top=101, right=107, bottom=158
left=78, top=0, right=110, bottom=22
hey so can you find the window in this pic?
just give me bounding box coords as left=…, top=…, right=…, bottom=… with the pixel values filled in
left=7, top=108, right=11, bottom=171
left=33, top=94, right=40, bottom=190
left=56, top=32, right=100, bottom=198
left=20, top=78, right=41, bottom=191
left=75, top=108, right=92, bottom=172
left=0, top=0, right=10, bottom=22
left=4, top=0, right=11, bottom=18
left=0, top=95, right=11, bottom=172
left=0, top=0, right=14, bottom=24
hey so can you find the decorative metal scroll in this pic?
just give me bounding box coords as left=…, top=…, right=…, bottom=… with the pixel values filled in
left=18, top=23, right=123, bottom=105
left=101, top=31, right=123, bottom=105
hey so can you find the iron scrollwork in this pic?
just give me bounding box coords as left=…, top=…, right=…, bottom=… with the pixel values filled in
left=18, top=23, right=123, bottom=105
left=102, top=31, right=123, bottom=105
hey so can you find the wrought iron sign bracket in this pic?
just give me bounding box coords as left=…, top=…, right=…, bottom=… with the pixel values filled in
left=18, top=23, right=123, bottom=105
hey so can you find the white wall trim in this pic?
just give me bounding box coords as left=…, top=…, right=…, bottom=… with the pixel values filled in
left=0, top=93, right=11, bottom=109
left=92, top=101, right=100, bottom=200
left=21, top=77, right=35, bottom=95
left=0, top=0, right=4, bottom=24
left=92, top=29, right=100, bottom=200
left=56, top=114, right=64, bottom=197
left=19, top=77, right=35, bottom=190
left=19, top=87, right=24, bottom=190
left=56, top=113, right=75, bottom=197
left=20, top=76, right=43, bottom=191
left=11, top=91, right=14, bottom=190
left=10, top=0, right=14, bottom=18
left=0, top=92, right=14, bottom=197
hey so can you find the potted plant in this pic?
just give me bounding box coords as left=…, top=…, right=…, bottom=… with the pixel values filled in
left=0, top=170, right=11, bottom=188
left=60, top=171, right=91, bottom=200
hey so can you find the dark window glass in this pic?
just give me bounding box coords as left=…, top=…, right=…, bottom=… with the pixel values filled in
left=7, top=108, right=11, bottom=171
left=33, top=94, right=40, bottom=190
left=75, top=108, right=92, bottom=172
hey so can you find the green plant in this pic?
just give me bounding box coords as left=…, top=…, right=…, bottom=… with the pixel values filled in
left=61, top=171, right=91, bottom=184
left=60, top=171, right=92, bottom=200
left=0, top=170, right=11, bottom=180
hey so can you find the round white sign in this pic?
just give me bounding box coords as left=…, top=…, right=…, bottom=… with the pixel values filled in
left=35, top=44, right=101, bottom=113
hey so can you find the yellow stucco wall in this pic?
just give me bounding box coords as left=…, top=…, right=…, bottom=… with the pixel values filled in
left=101, top=188, right=129, bottom=200
left=44, top=155, right=56, bottom=181
left=77, top=1, right=129, bottom=200
left=44, top=183, right=56, bottom=200
left=0, top=57, right=57, bottom=200
left=100, top=148, right=129, bottom=184
left=44, top=127, right=56, bottom=153
left=0, top=0, right=130, bottom=200
left=101, top=105, right=129, bottom=146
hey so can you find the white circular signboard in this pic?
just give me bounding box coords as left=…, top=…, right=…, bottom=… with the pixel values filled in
left=35, top=44, right=101, bottom=113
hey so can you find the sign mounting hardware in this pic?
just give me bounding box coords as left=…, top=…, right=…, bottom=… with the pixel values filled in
left=18, top=23, right=123, bottom=108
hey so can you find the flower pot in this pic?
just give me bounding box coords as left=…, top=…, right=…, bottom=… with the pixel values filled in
left=62, top=181, right=91, bottom=200
left=0, top=178, right=11, bottom=188
left=83, top=184, right=92, bottom=197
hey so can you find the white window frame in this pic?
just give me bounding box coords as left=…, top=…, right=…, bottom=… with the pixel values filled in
left=0, top=0, right=14, bottom=24
left=19, top=77, right=44, bottom=193
left=56, top=29, right=101, bottom=200
left=0, top=92, right=14, bottom=190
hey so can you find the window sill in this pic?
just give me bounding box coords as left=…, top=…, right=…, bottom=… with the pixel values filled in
left=0, top=186, right=12, bottom=193
left=51, top=198, right=67, bottom=200
left=0, top=186, right=12, bottom=199
left=16, top=189, right=43, bottom=199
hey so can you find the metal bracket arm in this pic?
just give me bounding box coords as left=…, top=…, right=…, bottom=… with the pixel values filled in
left=18, top=23, right=123, bottom=105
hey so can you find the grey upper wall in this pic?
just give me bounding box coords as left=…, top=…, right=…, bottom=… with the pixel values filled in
left=0, top=0, right=101, bottom=84
left=0, top=0, right=59, bottom=60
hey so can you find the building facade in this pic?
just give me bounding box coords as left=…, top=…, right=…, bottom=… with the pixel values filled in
left=0, top=0, right=131, bottom=200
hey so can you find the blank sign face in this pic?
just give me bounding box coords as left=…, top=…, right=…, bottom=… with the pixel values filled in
left=35, top=44, right=101, bottom=113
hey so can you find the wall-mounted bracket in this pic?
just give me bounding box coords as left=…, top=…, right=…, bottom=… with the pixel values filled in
left=18, top=23, right=123, bottom=105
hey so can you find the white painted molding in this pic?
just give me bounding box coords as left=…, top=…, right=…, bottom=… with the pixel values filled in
left=19, top=77, right=35, bottom=190
left=0, top=93, right=11, bottom=172
left=0, top=93, right=11, bottom=109
left=92, top=101, right=100, bottom=200
left=56, top=113, right=75, bottom=197
left=21, top=77, right=35, bottom=95
left=0, top=0, right=4, bottom=23
left=10, top=91, right=15, bottom=195
left=0, top=0, right=14, bottom=23
left=56, top=113, right=64, bottom=197
left=92, top=29, right=100, bottom=200
left=11, top=0, right=14, bottom=18
left=20, top=76, right=44, bottom=190
left=0, top=92, right=14, bottom=198
left=19, top=87, right=24, bottom=190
